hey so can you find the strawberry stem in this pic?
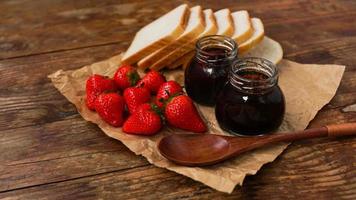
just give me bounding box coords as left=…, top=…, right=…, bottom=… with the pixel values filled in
left=128, top=72, right=140, bottom=86
left=150, top=103, right=165, bottom=123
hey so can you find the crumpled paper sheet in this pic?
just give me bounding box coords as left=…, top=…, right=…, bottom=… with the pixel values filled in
left=49, top=54, right=345, bottom=193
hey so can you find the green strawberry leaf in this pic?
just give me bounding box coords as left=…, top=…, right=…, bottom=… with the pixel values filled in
left=128, top=72, right=140, bottom=86
left=150, top=103, right=166, bottom=123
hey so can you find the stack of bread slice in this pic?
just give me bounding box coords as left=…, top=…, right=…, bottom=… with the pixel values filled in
left=137, top=5, right=205, bottom=70
left=122, top=4, right=268, bottom=70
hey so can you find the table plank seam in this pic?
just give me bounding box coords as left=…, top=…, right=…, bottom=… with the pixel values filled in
left=0, top=163, right=152, bottom=194
left=0, top=113, right=81, bottom=133
left=264, top=10, right=356, bottom=26
left=4, top=149, right=121, bottom=167
left=0, top=41, right=123, bottom=61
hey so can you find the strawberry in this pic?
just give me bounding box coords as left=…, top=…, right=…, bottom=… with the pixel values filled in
left=94, top=93, right=125, bottom=127
left=155, top=80, right=183, bottom=107
left=123, top=86, right=151, bottom=114
left=113, top=64, right=140, bottom=90
left=137, top=70, right=166, bottom=94
left=165, top=95, right=207, bottom=133
left=123, top=103, right=162, bottom=135
left=86, top=74, right=117, bottom=110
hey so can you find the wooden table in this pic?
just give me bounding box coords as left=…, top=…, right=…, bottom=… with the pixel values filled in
left=0, top=0, right=355, bottom=199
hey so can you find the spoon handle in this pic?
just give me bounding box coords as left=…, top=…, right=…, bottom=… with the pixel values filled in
left=260, top=123, right=356, bottom=144
left=227, top=123, right=356, bottom=157
left=326, top=123, right=356, bottom=137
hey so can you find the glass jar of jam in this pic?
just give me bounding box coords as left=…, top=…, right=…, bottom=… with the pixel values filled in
left=185, top=35, right=237, bottom=106
left=215, top=57, right=285, bottom=136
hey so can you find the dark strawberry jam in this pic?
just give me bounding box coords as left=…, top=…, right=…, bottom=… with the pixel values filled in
left=185, top=35, right=237, bottom=106
left=215, top=57, right=285, bottom=136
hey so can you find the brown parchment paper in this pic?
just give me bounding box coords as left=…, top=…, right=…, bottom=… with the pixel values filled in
left=48, top=54, right=345, bottom=193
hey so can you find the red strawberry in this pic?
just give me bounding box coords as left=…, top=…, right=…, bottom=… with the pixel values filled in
left=165, top=95, right=207, bottom=133
left=94, top=93, right=125, bottom=127
left=113, top=64, right=140, bottom=90
left=137, top=70, right=166, bottom=94
left=123, top=103, right=162, bottom=135
left=155, top=80, right=183, bottom=107
left=123, top=86, right=151, bottom=114
left=86, top=74, right=117, bottom=110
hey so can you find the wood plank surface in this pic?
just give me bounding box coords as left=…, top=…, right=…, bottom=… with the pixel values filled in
left=0, top=44, right=123, bottom=130
left=0, top=0, right=355, bottom=199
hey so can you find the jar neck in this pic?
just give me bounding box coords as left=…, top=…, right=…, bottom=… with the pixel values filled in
left=195, top=35, right=237, bottom=65
left=229, top=57, right=279, bottom=95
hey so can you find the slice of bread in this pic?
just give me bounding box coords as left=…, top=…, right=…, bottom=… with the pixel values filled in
left=170, top=10, right=253, bottom=70
left=193, top=9, right=218, bottom=38
left=238, top=18, right=265, bottom=54
left=215, top=9, right=234, bottom=36
left=242, top=36, right=283, bottom=64
left=161, top=9, right=218, bottom=70
left=231, top=10, right=253, bottom=45
left=121, top=4, right=189, bottom=64
left=169, top=51, right=195, bottom=70
left=137, top=5, right=205, bottom=70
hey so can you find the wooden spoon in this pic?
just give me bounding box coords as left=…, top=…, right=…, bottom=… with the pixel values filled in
left=158, top=123, right=356, bottom=167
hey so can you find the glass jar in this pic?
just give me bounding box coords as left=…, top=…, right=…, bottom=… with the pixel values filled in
left=215, top=57, right=285, bottom=136
left=184, top=35, right=238, bottom=106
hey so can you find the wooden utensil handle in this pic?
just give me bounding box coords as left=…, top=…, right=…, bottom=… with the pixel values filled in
left=252, top=123, right=356, bottom=145
left=326, top=123, right=356, bottom=137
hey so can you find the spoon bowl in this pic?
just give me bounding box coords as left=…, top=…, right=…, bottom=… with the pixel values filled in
left=158, top=134, right=231, bottom=166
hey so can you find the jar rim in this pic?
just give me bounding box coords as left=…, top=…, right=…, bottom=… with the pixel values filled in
left=195, top=35, right=238, bottom=63
left=229, top=57, right=279, bottom=94
left=231, top=57, right=278, bottom=83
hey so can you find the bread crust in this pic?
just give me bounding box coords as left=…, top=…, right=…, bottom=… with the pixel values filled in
left=137, top=6, right=205, bottom=71
left=231, top=11, right=253, bottom=45
left=121, top=4, right=189, bottom=65
left=238, top=18, right=265, bottom=54
left=215, top=9, right=234, bottom=36
left=149, top=7, right=211, bottom=71
left=166, top=9, right=217, bottom=70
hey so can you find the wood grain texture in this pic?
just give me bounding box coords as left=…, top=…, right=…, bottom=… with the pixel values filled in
left=0, top=44, right=123, bottom=130
left=0, top=0, right=355, bottom=199
left=0, top=117, right=150, bottom=192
